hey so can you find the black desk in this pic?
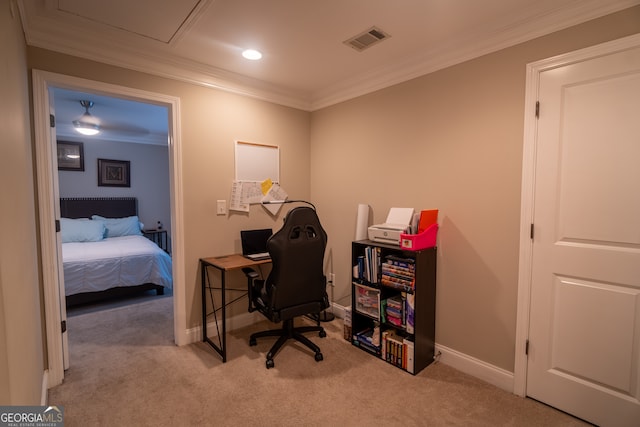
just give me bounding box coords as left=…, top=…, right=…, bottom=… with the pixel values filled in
left=200, top=254, right=271, bottom=362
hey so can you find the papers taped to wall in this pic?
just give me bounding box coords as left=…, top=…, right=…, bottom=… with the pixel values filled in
left=229, top=179, right=288, bottom=215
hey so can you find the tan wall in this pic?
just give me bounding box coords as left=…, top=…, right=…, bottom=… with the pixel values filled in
left=0, top=1, right=45, bottom=404
left=27, top=48, right=311, bottom=328
left=310, top=6, right=640, bottom=371
left=21, top=5, right=640, bottom=380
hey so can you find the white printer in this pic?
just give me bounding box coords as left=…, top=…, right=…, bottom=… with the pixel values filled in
left=367, top=207, right=414, bottom=245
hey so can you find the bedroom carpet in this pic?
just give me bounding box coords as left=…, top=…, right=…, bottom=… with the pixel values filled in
left=48, top=297, right=589, bottom=427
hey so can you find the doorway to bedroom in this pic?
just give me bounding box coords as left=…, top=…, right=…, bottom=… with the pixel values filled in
left=53, top=87, right=173, bottom=317
left=53, top=86, right=174, bottom=357
left=33, top=70, right=185, bottom=387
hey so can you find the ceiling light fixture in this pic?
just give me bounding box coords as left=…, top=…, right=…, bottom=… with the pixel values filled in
left=72, top=100, right=100, bottom=136
left=242, top=49, right=262, bottom=60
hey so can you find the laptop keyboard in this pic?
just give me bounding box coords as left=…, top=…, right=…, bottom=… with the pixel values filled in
left=247, top=252, right=270, bottom=260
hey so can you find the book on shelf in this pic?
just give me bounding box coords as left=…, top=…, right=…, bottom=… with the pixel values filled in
left=403, top=337, right=415, bottom=374
left=385, top=254, right=415, bottom=268
left=405, top=293, right=415, bottom=334
left=356, top=256, right=364, bottom=280
left=354, top=328, right=381, bottom=354
left=381, top=264, right=414, bottom=276
left=381, top=254, right=416, bottom=291
left=385, top=294, right=406, bottom=329
left=354, top=246, right=383, bottom=283
left=366, top=246, right=381, bottom=283
left=380, top=277, right=414, bottom=292
left=354, top=328, right=374, bottom=344
left=381, top=269, right=415, bottom=282
left=401, top=292, right=407, bottom=326
left=381, top=329, right=416, bottom=371
left=383, top=330, right=404, bottom=368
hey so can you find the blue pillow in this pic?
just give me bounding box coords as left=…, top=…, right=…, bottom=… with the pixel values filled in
left=60, top=218, right=105, bottom=243
left=91, top=215, right=143, bottom=237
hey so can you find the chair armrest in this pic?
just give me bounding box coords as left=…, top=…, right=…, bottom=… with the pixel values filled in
left=242, top=267, right=259, bottom=279
left=242, top=268, right=259, bottom=312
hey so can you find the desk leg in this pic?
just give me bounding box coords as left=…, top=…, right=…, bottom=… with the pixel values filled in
left=201, top=263, right=228, bottom=363
left=220, top=271, right=227, bottom=363
left=201, top=262, right=207, bottom=344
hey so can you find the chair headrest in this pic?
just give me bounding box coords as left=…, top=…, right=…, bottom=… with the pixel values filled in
left=268, top=207, right=326, bottom=251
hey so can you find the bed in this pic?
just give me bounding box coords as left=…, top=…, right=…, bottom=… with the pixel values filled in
left=60, top=197, right=173, bottom=306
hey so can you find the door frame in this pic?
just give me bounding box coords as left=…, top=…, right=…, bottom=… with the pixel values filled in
left=32, top=70, right=187, bottom=387
left=513, top=33, right=640, bottom=397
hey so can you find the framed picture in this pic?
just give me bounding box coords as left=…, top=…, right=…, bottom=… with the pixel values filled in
left=98, top=158, right=130, bottom=187
left=57, top=141, right=84, bottom=171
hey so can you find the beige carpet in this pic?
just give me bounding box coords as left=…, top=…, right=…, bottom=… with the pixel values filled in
left=49, top=297, right=588, bottom=426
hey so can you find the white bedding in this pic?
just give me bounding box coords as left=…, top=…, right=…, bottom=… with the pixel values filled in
left=62, top=235, right=173, bottom=296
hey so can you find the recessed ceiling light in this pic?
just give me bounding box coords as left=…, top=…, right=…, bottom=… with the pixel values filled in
left=242, top=49, right=262, bottom=60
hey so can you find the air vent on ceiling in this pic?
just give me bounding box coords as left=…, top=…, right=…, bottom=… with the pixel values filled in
left=344, top=26, right=390, bottom=52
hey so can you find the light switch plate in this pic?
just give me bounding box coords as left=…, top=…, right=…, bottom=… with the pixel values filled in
left=216, top=200, right=226, bottom=215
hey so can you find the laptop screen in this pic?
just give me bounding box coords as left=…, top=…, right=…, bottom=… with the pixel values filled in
left=240, top=229, right=273, bottom=256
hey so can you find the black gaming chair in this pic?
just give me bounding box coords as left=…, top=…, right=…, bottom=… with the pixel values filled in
left=243, top=206, right=329, bottom=369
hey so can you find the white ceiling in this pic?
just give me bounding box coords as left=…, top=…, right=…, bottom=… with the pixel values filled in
left=18, top=0, right=639, bottom=143
left=52, top=88, right=169, bottom=145
left=19, top=0, right=640, bottom=110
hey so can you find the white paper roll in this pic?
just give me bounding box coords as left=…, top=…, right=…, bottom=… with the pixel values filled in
left=355, top=203, right=371, bottom=241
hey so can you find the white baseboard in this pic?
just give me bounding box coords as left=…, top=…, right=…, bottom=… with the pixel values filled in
left=434, top=344, right=514, bottom=392
left=41, top=370, right=48, bottom=405
left=186, top=303, right=345, bottom=343
left=186, top=302, right=515, bottom=394
left=184, top=310, right=263, bottom=344
left=331, top=302, right=515, bottom=393
left=329, top=302, right=347, bottom=319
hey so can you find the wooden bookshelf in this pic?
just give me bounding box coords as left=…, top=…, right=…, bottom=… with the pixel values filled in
left=351, top=240, right=436, bottom=374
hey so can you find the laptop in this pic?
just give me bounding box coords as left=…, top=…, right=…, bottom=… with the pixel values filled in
left=241, top=228, right=273, bottom=261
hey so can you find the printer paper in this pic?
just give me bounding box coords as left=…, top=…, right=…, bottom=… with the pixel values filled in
left=385, top=207, right=415, bottom=226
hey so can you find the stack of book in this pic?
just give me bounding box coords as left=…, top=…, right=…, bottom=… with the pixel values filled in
left=381, top=330, right=415, bottom=373
left=355, top=246, right=382, bottom=283
left=353, top=325, right=381, bottom=354
left=380, top=255, right=415, bottom=291
left=385, top=294, right=405, bottom=328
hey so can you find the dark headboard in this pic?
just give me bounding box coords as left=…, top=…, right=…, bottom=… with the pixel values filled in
left=60, top=197, right=138, bottom=219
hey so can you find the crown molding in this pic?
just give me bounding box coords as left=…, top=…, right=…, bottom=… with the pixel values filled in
left=24, top=32, right=313, bottom=111
left=20, top=0, right=640, bottom=112
left=310, top=0, right=640, bottom=110
left=20, top=1, right=313, bottom=110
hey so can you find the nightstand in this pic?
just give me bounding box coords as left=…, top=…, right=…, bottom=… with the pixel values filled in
left=143, top=229, right=169, bottom=253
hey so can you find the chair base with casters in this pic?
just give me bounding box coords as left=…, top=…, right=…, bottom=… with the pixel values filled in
left=249, top=317, right=327, bottom=369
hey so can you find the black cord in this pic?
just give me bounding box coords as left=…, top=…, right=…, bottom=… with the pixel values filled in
left=261, top=199, right=316, bottom=210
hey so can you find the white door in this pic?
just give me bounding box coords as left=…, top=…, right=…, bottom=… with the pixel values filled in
left=49, top=87, right=70, bottom=370
left=526, top=41, right=640, bottom=426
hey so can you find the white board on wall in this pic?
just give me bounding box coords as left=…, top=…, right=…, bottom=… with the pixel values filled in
left=235, top=141, right=279, bottom=182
